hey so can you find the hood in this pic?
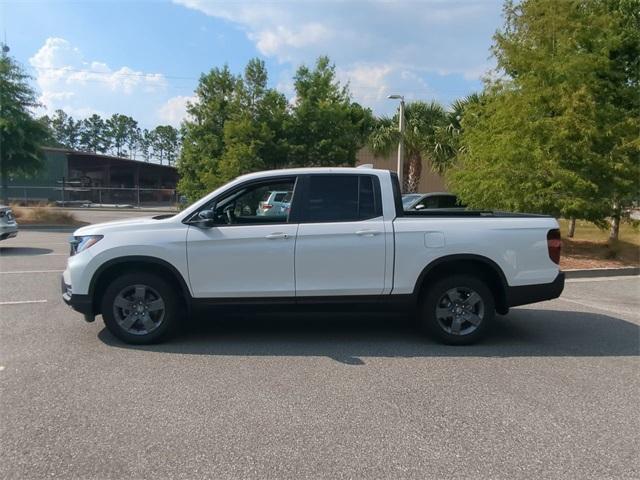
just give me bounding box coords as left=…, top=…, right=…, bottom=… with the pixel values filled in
left=73, top=215, right=175, bottom=236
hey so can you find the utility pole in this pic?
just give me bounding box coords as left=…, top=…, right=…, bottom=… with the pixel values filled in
left=388, top=95, right=405, bottom=193
left=0, top=41, right=9, bottom=203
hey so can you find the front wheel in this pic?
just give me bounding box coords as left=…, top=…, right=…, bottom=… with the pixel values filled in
left=420, top=274, right=494, bottom=345
left=101, top=272, right=179, bottom=344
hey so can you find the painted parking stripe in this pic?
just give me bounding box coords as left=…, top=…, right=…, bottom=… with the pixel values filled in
left=0, top=270, right=64, bottom=274
left=0, top=253, right=68, bottom=256
left=0, top=300, right=48, bottom=305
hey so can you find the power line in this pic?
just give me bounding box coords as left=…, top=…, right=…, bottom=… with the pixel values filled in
left=27, top=64, right=199, bottom=81
left=25, top=65, right=479, bottom=96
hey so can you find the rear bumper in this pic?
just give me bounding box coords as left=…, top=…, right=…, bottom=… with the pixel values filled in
left=61, top=276, right=93, bottom=316
left=505, top=272, right=565, bottom=308
left=0, top=225, right=18, bottom=240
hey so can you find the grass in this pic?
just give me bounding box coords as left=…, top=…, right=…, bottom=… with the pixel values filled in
left=558, top=218, right=640, bottom=246
left=10, top=204, right=80, bottom=226
left=558, top=219, right=639, bottom=268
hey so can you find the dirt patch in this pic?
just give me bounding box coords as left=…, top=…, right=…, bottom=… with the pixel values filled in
left=561, top=238, right=639, bottom=270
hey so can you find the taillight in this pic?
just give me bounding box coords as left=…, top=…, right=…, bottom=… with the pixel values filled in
left=547, top=229, right=561, bottom=264
left=262, top=204, right=273, bottom=210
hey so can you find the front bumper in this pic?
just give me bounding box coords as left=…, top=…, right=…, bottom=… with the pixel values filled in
left=505, top=271, right=565, bottom=308
left=61, top=276, right=94, bottom=320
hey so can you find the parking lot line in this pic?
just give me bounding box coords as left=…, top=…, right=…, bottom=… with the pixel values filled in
left=558, top=296, right=635, bottom=317
left=0, top=253, right=68, bottom=257
left=0, top=300, right=48, bottom=305
left=0, top=270, right=64, bottom=274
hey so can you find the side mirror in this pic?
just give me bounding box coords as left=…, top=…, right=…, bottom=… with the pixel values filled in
left=192, top=209, right=215, bottom=228
left=198, top=209, right=215, bottom=220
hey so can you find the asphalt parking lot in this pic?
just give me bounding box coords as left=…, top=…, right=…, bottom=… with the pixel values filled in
left=1, top=228, right=638, bottom=479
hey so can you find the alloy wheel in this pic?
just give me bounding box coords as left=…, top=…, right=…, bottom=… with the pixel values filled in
left=112, top=284, right=165, bottom=335
left=435, top=286, right=485, bottom=336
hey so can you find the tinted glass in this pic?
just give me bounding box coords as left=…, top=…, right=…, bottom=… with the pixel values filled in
left=358, top=175, right=376, bottom=219
left=304, top=175, right=379, bottom=223
left=306, top=175, right=358, bottom=222
left=438, top=195, right=458, bottom=208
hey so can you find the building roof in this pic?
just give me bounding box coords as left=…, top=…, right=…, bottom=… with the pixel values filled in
left=42, top=147, right=177, bottom=170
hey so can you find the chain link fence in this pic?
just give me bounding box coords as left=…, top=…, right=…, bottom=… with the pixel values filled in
left=4, top=184, right=178, bottom=208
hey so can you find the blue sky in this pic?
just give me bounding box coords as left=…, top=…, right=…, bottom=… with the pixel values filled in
left=1, top=0, right=503, bottom=129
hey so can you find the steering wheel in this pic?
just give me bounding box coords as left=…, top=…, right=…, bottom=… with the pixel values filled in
left=223, top=204, right=236, bottom=224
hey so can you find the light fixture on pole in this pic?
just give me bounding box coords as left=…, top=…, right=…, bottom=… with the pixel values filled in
left=388, top=94, right=405, bottom=192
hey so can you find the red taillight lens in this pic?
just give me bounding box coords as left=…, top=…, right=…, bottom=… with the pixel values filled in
left=547, top=229, right=561, bottom=264
left=262, top=204, right=273, bottom=209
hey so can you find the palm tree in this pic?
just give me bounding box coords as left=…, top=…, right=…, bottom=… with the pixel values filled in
left=369, top=101, right=448, bottom=192
left=430, top=93, right=483, bottom=175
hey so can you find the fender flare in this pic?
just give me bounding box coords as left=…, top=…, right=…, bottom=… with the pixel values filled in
left=88, top=255, right=192, bottom=304
left=412, top=254, right=509, bottom=310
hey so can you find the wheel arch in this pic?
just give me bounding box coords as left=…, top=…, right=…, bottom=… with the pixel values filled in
left=89, top=256, right=192, bottom=315
left=412, top=254, right=509, bottom=314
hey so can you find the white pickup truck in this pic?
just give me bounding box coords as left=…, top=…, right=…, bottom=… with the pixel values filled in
left=62, top=167, right=564, bottom=345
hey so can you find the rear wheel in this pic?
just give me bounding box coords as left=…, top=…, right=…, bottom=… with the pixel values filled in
left=101, top=272, right=179, bottom=344
left=420, top=274, right=494, bottom=345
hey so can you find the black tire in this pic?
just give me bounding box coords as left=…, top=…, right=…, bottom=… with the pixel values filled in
left=101, top=272, right=179, bottom=344
left=419, top=274, right=494, bottom=345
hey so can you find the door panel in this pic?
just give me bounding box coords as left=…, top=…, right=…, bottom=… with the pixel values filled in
left=187, top=224, right=298, bottom=298
left=295, top=218, right=386, bottom=296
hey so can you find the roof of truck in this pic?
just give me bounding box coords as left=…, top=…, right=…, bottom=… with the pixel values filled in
left=236, top=166, right=389, bottom=181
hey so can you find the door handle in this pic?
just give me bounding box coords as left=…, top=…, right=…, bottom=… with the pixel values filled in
left=355, top=229, right=381, bottom=236
left=265, top=232, right=289, bottom=240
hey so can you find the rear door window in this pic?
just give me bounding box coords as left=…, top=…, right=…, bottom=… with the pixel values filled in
left=303, top=175, right=381, bottom=223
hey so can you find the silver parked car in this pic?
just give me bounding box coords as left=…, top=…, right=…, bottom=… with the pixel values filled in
left=258, top=191, right=293, bottom=216
left=0, top=205, right=18, bottom=241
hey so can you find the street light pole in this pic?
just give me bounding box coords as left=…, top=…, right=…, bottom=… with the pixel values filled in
left=388, top=95, right=405, bottom=193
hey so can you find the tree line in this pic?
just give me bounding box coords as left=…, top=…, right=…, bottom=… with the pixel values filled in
left=39, top=110, right=181, bottom=165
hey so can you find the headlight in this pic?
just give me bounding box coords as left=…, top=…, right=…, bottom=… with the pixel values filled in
left=70, top=235, right=103, bottom=255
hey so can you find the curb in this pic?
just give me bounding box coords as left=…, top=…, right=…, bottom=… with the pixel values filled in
left=564, top=267, right=640, bottom=278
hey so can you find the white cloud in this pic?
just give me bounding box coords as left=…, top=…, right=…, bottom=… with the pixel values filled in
left=174, top=0, right=501, bottom=111
left=29, top=37, right=168, bottom=125
left=157, top=95, right=195, bottom=126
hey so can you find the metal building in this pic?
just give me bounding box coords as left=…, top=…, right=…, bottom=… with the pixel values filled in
left=5, top=148, right=178, bottom=207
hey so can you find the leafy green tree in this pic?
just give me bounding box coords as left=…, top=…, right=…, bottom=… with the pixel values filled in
left=450, top=0, right=640, bottom=239
left=151, top=125, right=179, bottom=165
left=0, top=54, right=49, bottom=202
left=218, top=59, right=289, bottom=179
left=287, top=56, right=373, bottom=168
left=38, top=114, right=62, bottom=147
left=429, top=93, right=483, bottom=174
left=139, top=128, right=153, bottom=161
left=79, top=114, right=109, bottom=153
left=126, top=124, right=141, bottom=160
left=177, top=65, right=242, bottom=200
left=106, top=114, right=138, bottom=157
left=369, top=101, right=448, bottom=192
left=177, top=56, right=372, bottom=201
left=51, top=109, right=82, bottom=149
